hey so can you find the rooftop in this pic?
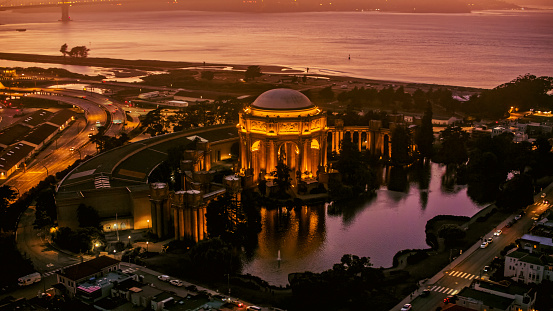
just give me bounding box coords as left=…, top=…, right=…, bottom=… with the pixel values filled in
left=457, top=287, right=513, bottom=310
left=0, top=142, right=35, bottom=172
left=251, top=88, right=314, bottom=111
left=21, top=123, right=58, bottom=146
left=520, top=234, right=553, bottom=247
left=475, top=279, right=531, bottom=296
left=506, top=250, right=546, bottom=266
left=47, top=109, right=75, bottom=126
left=57, top=256, right=120, bottom=281
left=0, top=124, right=31, bottom=147
left=20, top=109, right=53, bottom=127
left=57, top=125, right=238, bottom=193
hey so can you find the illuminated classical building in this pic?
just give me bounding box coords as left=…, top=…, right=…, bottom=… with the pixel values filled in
left=238, top=88, right=328, bottom=184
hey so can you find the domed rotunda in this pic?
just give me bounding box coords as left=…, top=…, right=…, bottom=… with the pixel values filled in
left=238, top=88, right=327, bottom=184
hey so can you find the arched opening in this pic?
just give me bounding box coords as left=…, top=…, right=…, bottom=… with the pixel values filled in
left=277, top=141, right=300, bottom=175
left=251, top=140, right=262, bottom=180
left=383, top=134, right=390, bottom=159
left=361, top=132, right=367, bottom=150
left=352, top=131, right=359, bottom=150
left=310, top=139, right=320, bottom=150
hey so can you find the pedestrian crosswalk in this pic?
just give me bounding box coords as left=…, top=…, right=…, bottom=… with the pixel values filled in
left=429, top=285, right=459, bottom=296
left=447, top=270, right=477, bottom=280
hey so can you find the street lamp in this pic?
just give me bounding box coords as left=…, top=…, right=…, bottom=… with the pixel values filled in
left=147, top=219, right=150, bottom=232
left=128, top=235, right=131, bottom=247
left=146, top=241, right=149, bottom=252
left=42, top=164, right=49, bottom=177
left=114, top=223, right=119, bottom=241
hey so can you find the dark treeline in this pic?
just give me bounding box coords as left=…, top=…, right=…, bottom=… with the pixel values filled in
left=331, top=74, right=553, bottom=120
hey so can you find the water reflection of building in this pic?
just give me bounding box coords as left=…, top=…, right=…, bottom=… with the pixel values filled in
left=257, top=205, right=326, bottom=261
left=57, top=88, right=415, bottom=244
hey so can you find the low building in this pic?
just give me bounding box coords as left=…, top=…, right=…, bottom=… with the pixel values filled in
left=21, top=123, right=58, bottom=150
left=504, top=249, right=553, bottom=284
left=518, top=233, right=553, bottom=254
left=150, top=292, right=183, bottom=311
left=20, top=109, right=53, bottom=128
left=0, top=142, right=35, bottom=179
left=472, top=280, right=536, bottom=310
left=129, top=285, right=163, bottom=309
left=46, top=109, right=76, bottom=130
left=0, top=124, right=31, bottom=149
left=55, top=256, right=122, bottom=298
left=454, top=279, right=536, bottom=311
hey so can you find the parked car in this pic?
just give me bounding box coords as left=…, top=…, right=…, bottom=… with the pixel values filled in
left=401, top=304, right=412, bottom=311
left=170, top=279, right=184, bottom=287
left=514, top=214, right=522, bottom=221
left=480, top=241, right=489, bottom=248
left=157, top=275, right=170, bottom=282
left=541, top=193, right=546, bottom=198
left=483, top=265, right=491, bottom=272
left=494, top=230, right=502, bottom=236
left=487, top=237, right=493, bottom=244
left=185, top=285, right=198, bottom=292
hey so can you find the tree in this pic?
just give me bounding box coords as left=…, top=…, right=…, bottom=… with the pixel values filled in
left=206, top=192, right=245, bottom=244
left=496, top=174, right=534, bottom=212
left=0, top=185, right=17, bottom=230
left=244, top=65, right=261, bottom=81
left=141, top=108, right=167, bottom=137
left=77, top=204, right=101, bottom=229
left=275, top=160, right=292, bottom=197
left=416, top=102, right=434, bottom=158
left=434, top=127, right=469, bottom=165
left=53, top=227, right=104, bottom=254
left=33, top=188, right=57, bottom=229
left=391, top=126, right=411, bottom=165
left=68, top=46, right=90, bottom=58
left=412, top=88, right=427, bottom=110
left=185, top=237, right=242, bottom=281
left=60, top=43, right=68, bottom=57
left=438, top=224, right=466, bottom=246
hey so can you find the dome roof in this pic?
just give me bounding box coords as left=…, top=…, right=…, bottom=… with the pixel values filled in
left=252, top=89, right=314, bottom=111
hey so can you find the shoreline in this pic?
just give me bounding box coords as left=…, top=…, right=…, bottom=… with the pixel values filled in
left=0, top=52, right=485, bottom=93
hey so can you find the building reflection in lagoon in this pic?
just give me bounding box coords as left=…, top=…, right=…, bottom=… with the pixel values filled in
left=242, top=162, right=483, bottom=286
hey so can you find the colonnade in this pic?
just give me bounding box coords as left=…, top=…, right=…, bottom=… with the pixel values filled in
left=171, top=190, right=206, bottom=243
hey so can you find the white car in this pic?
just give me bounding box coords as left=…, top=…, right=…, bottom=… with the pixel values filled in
left=170, top=279, right=183, bottom=287
left=157, top=275, right=170, bottom=282
left=401, top=304, right=412, bottom=311
left=494, top=230, right=502, bottom=236
left=541, top=193, right=546, bottom=198
left=480, top=241, right=489, bottom=249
